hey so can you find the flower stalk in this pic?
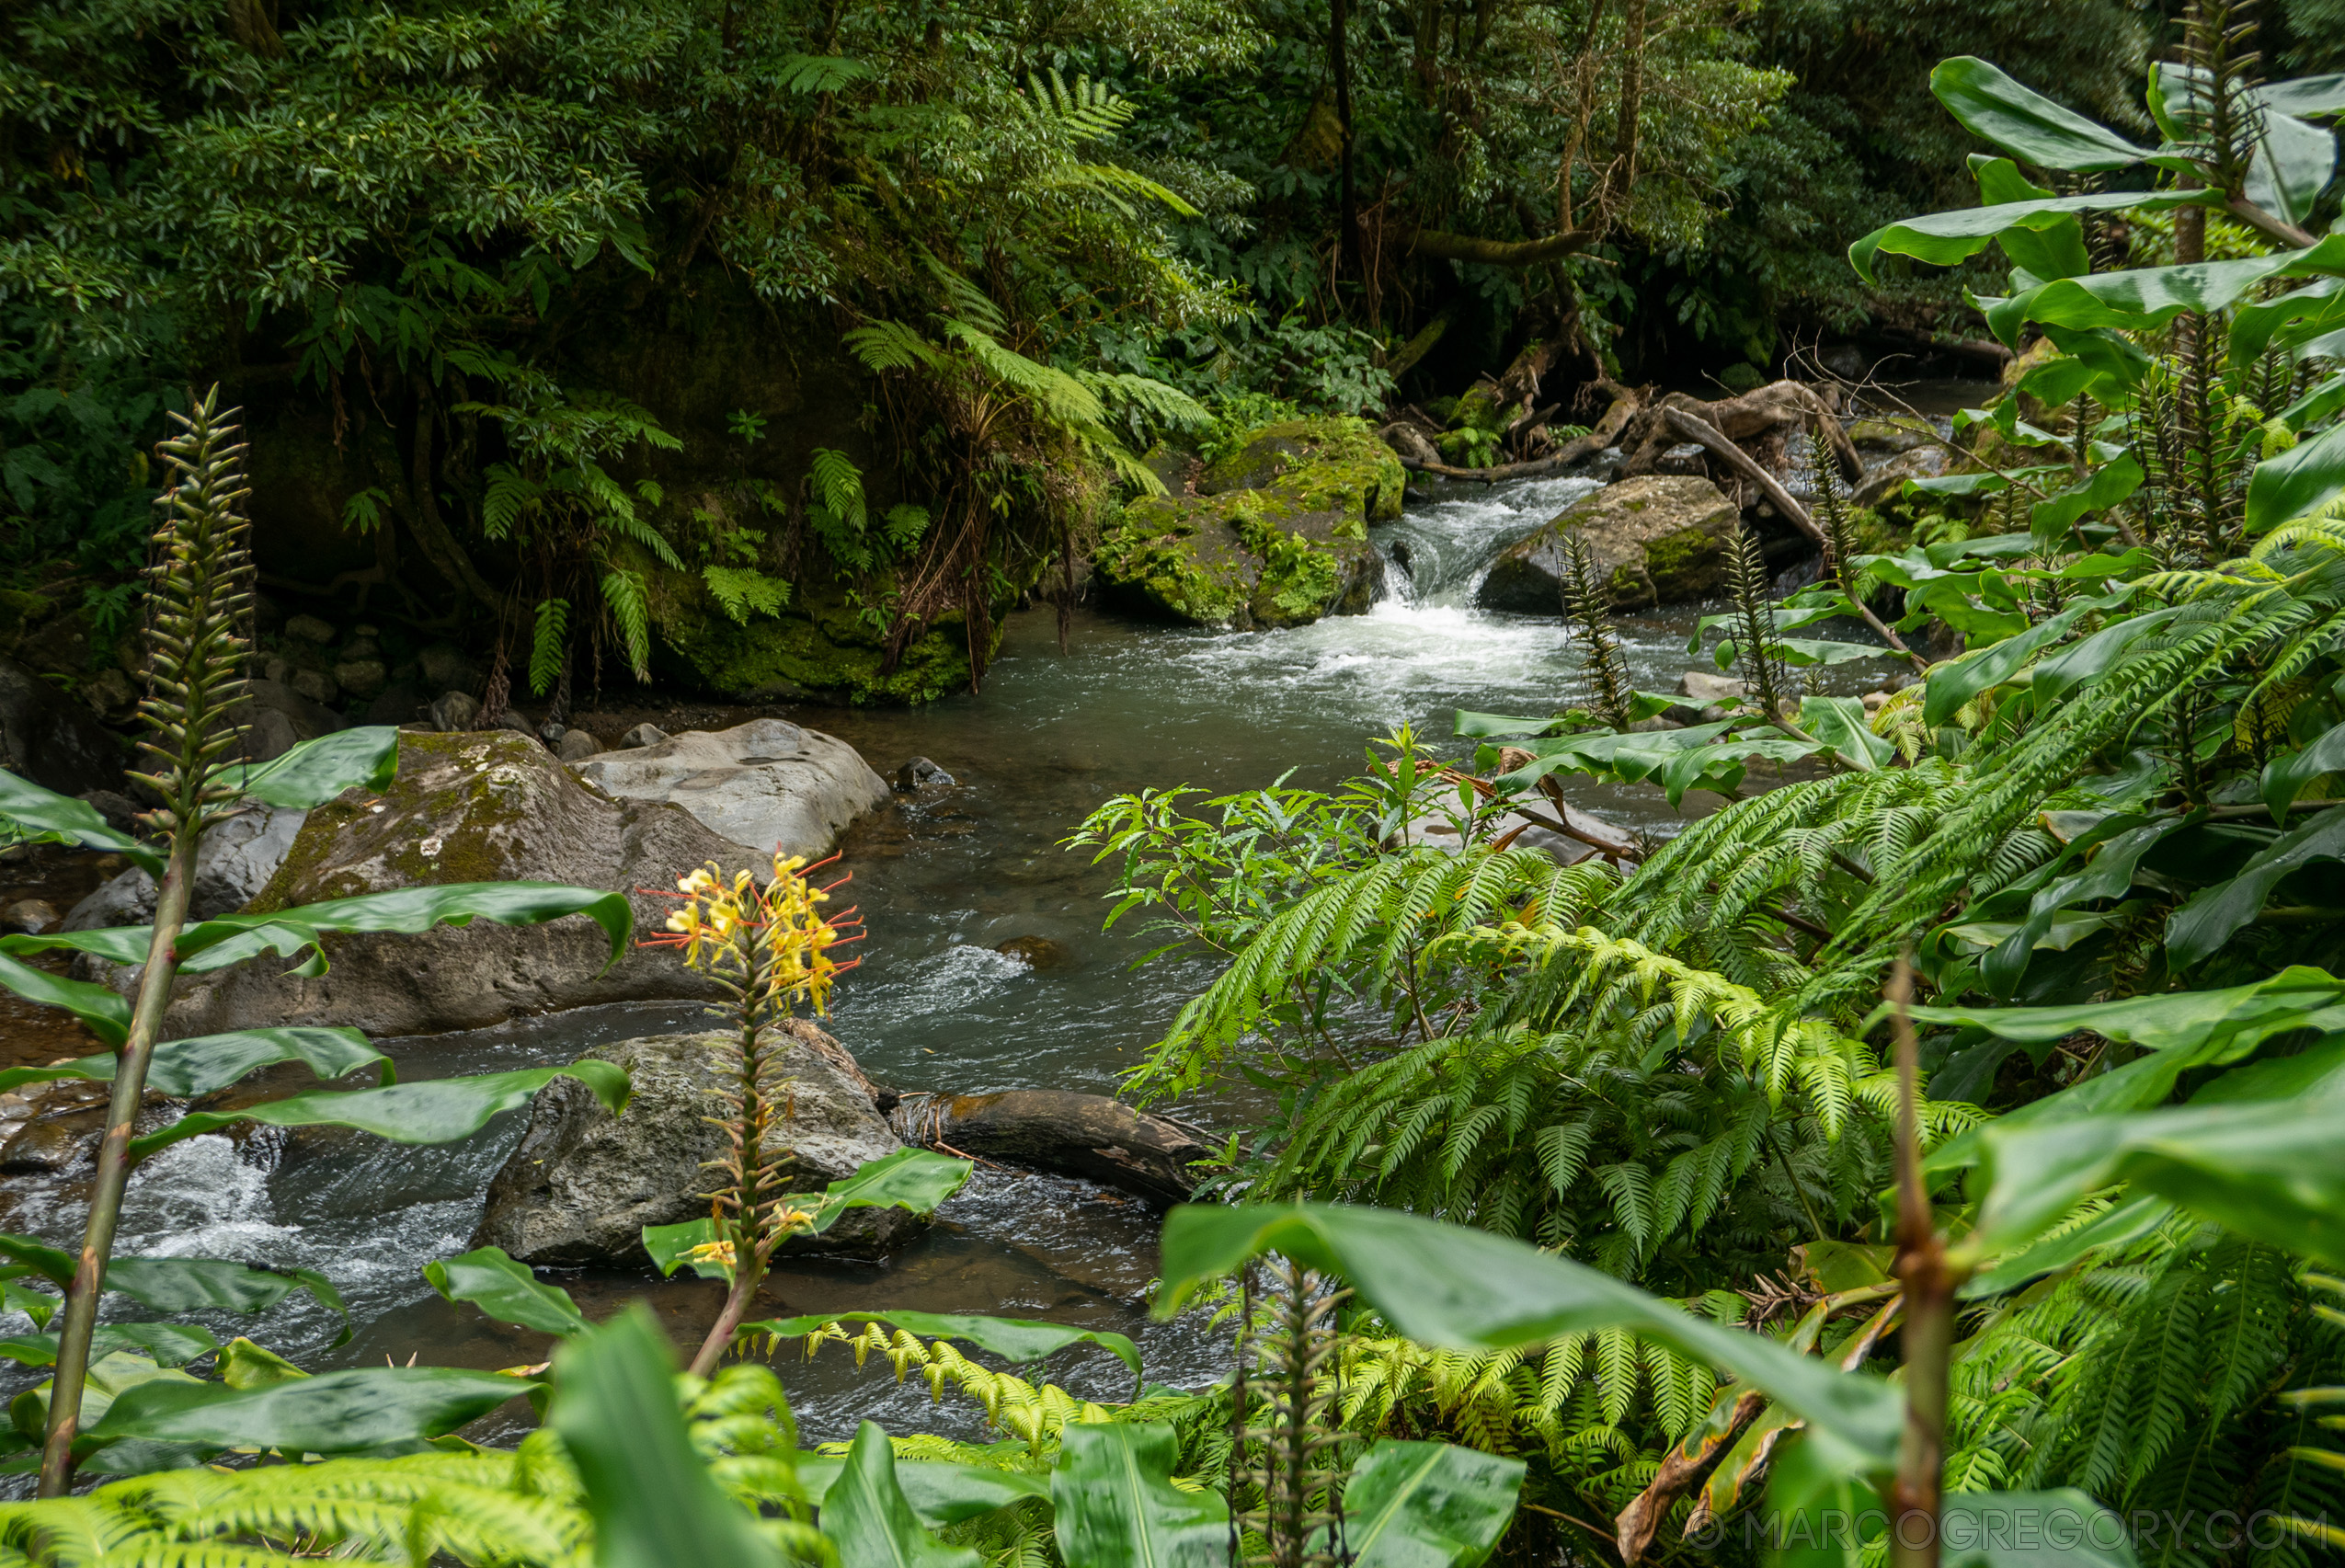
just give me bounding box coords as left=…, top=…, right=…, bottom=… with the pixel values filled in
left=41, top=390, right=254, bottom=1496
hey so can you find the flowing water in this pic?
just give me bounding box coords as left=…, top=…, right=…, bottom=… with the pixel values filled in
left=0, top=412, right=1973, bottom=1455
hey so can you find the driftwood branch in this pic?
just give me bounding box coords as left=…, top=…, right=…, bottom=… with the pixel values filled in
left=1404, top=225, right=1602, bottom=267
left=1664, top=408, right=1929, bottom=674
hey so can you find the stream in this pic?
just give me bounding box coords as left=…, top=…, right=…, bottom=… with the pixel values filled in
left=0, top=400, right=1978, bottom=1456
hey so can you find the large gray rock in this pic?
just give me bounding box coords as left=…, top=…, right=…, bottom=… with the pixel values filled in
left=1476, top=475, right=1740, bottom=614
left=239, top=678, right=348, bottom=763
left=572, top=718, right=887, bottom=862
left=97, top=728, right=759, bottom=1038
left=0, top=658, right=123, bottom=797
left=63, top=803, right=307, bottom=931
left=473, top=1024, right=921, bottom=1264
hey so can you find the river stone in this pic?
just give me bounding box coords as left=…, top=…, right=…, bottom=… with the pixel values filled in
left=1476, top=475, right=1740, bottom=614
left=473, top=1024, right=921, bottom=1264
left=63, top=803, right=308, bottom=931
left=241, top=677, right=348, bottom=763
left=97, top=728, right=758, bottom=1038
left=0, top=657, right=124, bottom=797
left=1093, top=416, right=1398, bottom=631
left=571, top=717, right=887, bottom=861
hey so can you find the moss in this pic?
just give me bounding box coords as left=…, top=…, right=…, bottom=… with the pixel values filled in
left=0, top=589, right=51, bottom=659
left=1198, top=417, right=1405, bottom=524
left=1448, top=383, right=1511, bottom=433
left=634, top=549, right=993, bottom=704
left=1641, top=525, right=1729, bottom=602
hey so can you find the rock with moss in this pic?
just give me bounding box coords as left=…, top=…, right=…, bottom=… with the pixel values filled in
left=1093, top=417, right=1399, bottom=630
left=641, top=566, right=993, bottom=705
left=103, top=729, right=757, bottom=1038
left=1477, top=475, right=1741, bottom=614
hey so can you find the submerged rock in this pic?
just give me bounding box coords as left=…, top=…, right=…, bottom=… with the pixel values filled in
left=104, top=728, right=756, bottom=1038
left=474, top=1024, right=921, bottom=1264
left=64, top=803, right=307, bottom=931
left=1093, top=417, right=1400, bottom=630
left=570, top=717, right=887, bottom=861
left=1476, top=475, right=1739, bottom=614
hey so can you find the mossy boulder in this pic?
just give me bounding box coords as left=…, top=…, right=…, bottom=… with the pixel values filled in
left=1093, top=417, right=1398, bottom=630
left=1477, top=475, right=1740, bottom=614
left=639, top=561, right=995, bottom=705
left=118, top=729, right=752, bottom=1039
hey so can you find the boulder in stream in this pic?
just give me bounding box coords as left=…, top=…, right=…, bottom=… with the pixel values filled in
left=887, top=1090, right=1213, bottom=1207
left=0, top=657, right=124, bottom=798
left=570, top=718, right=887, bottom=861
left=1476, top=475, right=1739, bottom=614
left=103, top=728, right=759, bottom=1038
left=1092, top=417, right=1398, bottom=630
left=63, top=803, right=307, bottom=931
left=474, top=1024, right=921, bottom=1264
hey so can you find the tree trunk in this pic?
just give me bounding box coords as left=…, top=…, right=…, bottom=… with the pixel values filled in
left=1333, top=0, right=1357, bottom=280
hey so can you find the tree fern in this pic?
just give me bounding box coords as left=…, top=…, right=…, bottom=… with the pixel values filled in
left=528, top=597, right=568, bottom=696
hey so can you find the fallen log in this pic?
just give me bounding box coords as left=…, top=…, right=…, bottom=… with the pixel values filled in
left=1625, top=382, right=1861, bottom=487
left=1390, top=387, right=1638, bottom=481
left=887, top=1089, right=1217, bottom=1206
left=1663, top=407, right=1929, bottom=674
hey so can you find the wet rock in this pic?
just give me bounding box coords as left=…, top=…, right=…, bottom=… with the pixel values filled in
left=1852, top=448, right=1947, bottom=512
left=619, top=723, right=668, bottom=750
left=1093, top=417, right=1399, bottom=630
left=418, top=645, right=476, bottom=693
left=289, top=669, right=338, bottom=707
left=64, top=803, right=308, bottom=931
left=537, top=718, right=567, bottom=746
left=1680, top=670, right=1746, bottom=704
left=3, top=898, right=59, bottom=934
left=890, top=1090, right=1213, bottom=1206
left=283, top=614, right=335, bottom=646
left=994, top=935, right=1069, bottom=969
left=82, top=668, right=138, bottom=724
left=1476, top=475, right=1740, bottom=614
left=1378, top=421, right=1441, bottom=467
left=895, top=756, right=955, bottom=791
left=429, top=691, right=479, bottom=733
left=1847, top=418, right=1928, bottom=453
left=96, top=728, right=757, bottom=1038
left=495, top=711, right=534, bottom=738
left=236, top=678, right=348, bottom=764
left=333, top=658, right=387, bottom=702
left=474, top=1024, right=921, bottom=1264
left=572, top=718, right=887, bottom=862
left=0, top=1085, right=176, bottom=1174
left=1654, top=441, right=1710, bottom=476
left=1, top=657, right=125, bottom=797
left=76, top=791, right=140, bottom=832
left=555, top=729, right=602, bottom=763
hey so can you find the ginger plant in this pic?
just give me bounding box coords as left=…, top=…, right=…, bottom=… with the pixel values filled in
left=649, top=852, right=863, bottom=1376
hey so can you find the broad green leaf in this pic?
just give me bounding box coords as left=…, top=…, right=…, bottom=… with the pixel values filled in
left=1965, top=1096, right=2345, bottom=1268
left=1980, top=816, right=2190, bottom=996
left=88, top=1364, right=533, bottom=1454
left=2166, top=806, right=2345, bottom=967
left=1050, top=1422, right=1227, bottom=1568
left=1796, top=696, right=1893, bottom=772
left=2259, top=74, right=2345, bottom=120
left=1892, top=966, right=2345, bottom=1057
left=0, top=770, right=159, bottom=875
left=1939, top=1490, right=2139, bottom=1568
left=0, top=1276, right=58, bottom=1329
left=1960, top=1196, right=2174, bottom=1299
left=1923, top=593, right=2113, bottom=727
left=0, top=949, right=132, bottom=1047
left=803, top=1148, right=973, bottom=1232
left=10, top=1352, right=202, bottom=1448
left=2030, top=454, right=2145, bottom=547
left=218, top=1337, right=311, bottom=1389
left=824, top=1421, right=981, bottom=1568
left=0, top=1323, right=219, bottom=1369
left=1453, top=711, right=1570, bottom=739
left=742, top=1310, right=1139, bottom=1389
left=175, top=882, right=635, bottom=977
left=1930, top=57, right=2163, bottom=173
left=2248, top=421, right=2345, bottom=534
left=551, top=1306, right=786, bottom=1568
left=223, top=727, right=398, bottom=809
left=424, top=1246, right=589, bottom=1337
left=642, top=1218, right=726, bottom=1280
left=1156, top=1205, right=1902, bottom=1471
left=1970, top=156, right=2088, bottom=280
left=2250, top=110, right=2335, bottom=225
left=795, top=1454, right=1050, bottom=1527
left=1342, top=1439, right=1526, bottom=1568
left=0, top=1026, right=389, bottom=1099
left=1985, top=238, right=2345, bottom=343
left=1850, top=190, right=2212, bottom=283
left=128, top=1060, right=634, bottom=1160
left=2230, top=277, right=2345, bottom=363
left=0, top=1236, right=349, bottom=1340
left=2268, top=721, right=2345, bottom=827
left=2029, top=605, right=2181, bottom=706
